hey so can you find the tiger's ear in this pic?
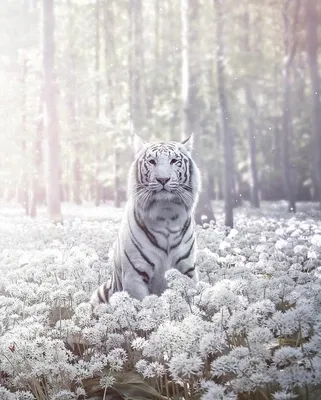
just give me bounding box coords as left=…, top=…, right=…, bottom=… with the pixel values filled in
left=181, top=134, right=194, bottom=152
left=133, top=134, right=147, bottom=155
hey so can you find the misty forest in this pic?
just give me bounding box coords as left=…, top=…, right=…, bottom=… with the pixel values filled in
left=1, top=0, right=321, bottom=399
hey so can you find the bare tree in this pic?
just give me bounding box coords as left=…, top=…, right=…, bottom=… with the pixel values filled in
left=272, top=67, right=282, bottom=174
left=181, top=0, right=190, bottom=140
left=94, top=0, right=101, bottom=206
left=67, top=0, right=81, bottom=205
left=149, top=0, right=160, bottom=115
left=214, top=0, right=234, bottom=228
left=43, top=0, right=62, bottom=222
left=114, top=147, right=121, bottom=207
left=129, top=0, right=146, bottom=135
left=103, top=1, right=122, bottom=207
left=243, top=6, right=260, bottom=208
left=181, top=0, right=215, bottom=225
left=19, top=1, right=31, bottom=215
left=19, top=53, right=30, bottom=216
left=281, top=0, right=300, bottom=212
left=305, top=0, right=321, bottom=207
left=30, top=102, right=44, bottom=218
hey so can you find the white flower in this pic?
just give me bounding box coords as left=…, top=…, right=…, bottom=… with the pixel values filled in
left=136, top=359, right=166, bottom=378
left=143, top=321, right=185, bottom=359
left=307, top=250, right=317, bottom=259
left=75, top=387, right=86, bottom=398
left=219, top=241, right=231, bottom=251
left=150, top=361, right=166, bottom=377
left=135, top=359, right=149, bottom=375
left=290, top=229, right=303, bottom=238
left=0, top=387, right=18, bottom=400
left=228, top=229, right=238, bottom=239
left=215, top=280, right=247, bottom=308
left=311, top=234, right=321, bottom=247
left=72, top=302, right=93, bottom=327
left=293, top=245, right=308, bottom=255
left=15, top=393, right=36, bottom=400
left=137, top=294, right=166, bottom=330
left=199, top=330, right=227, bottom=357
left=272, top=391, right=298, bottom=399
left=108, top=291, right=140, bottom=329
left=165, top=268, right=196, bottom=296
left=211, top=347, right=249, bottom=377
left=201, top=380, right=236, bottom=400
left=272, top=347, right=302, bottom=367
left=50, top=390, right=76, bottom=400
left=168, top=352, right=203, bottom=380
left=107, top=348, right=127, bottom=371
left=161, top=289, right=190, bottom=320
left=135, top=359, right=155, bottom=378
left=247, top=327, right=274, bottom=353
left=131, top=337, right=147, bottom=351
left=3, top=202, right=321, bottom=398
left=100, top=374, right=116, bottom=389
left=275, top=239, right=288, bottom=250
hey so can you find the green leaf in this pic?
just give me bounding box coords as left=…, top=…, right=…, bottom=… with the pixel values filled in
left=111, top=371, right=167, bottom=400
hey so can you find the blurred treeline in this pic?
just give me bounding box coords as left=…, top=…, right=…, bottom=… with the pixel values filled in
left=0, top=0, right=320, bottom=219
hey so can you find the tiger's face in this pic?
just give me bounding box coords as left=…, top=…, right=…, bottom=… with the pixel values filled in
left=129, top=135, right=201, bottom=210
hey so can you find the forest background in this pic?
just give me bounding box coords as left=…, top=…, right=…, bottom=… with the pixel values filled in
left=0, top=0, right=321, bottom=227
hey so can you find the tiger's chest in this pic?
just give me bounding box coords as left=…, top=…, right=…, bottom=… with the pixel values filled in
left=145, top=201, right=192, bottom=261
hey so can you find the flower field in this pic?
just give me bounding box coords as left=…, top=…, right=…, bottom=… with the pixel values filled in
left=1, top=202, right=321, bottom=400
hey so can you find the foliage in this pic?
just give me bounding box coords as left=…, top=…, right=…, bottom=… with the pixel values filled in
left=0, top=0, right=320, bottom=205
left=1, top=202, right=321, bottom=399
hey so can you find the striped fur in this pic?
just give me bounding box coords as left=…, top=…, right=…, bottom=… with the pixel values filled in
left=91, top=135, right=201, bottom=305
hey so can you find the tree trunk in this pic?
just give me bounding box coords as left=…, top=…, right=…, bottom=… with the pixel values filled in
left=30, top=107, right=44, bottom=218
left=281, top=0, right=300, bottom=213
left=305, top=0, right=321, bottom=207
left=243, top=6, right=260, bottom=208
left=181, top=0, right=190, bottom=138
left=215, top=122, right=224, bottom=200
left=20, top=54, right=30, bottom=216
left=114, top=147, right=121, bottom=207
left=103, top=0, right=115, bottom=119
left=181, top=0, right=215, bottom=225
left=148, top=0, right=160, bottom=115
left=18, top=1, right=31, bottom=215
left=246, top=101, right=260, bottom=208
left=103, top=2, right=122, bottom=207
left=94, top=0, right=101, bottom=206
left=128, top=0, right=146, bottom=135
left=214, top=0, right=233, bottom=228
left=273, top=118, right=282, bottom=171
left=43, top=0, right=62, bottom=222
left=204, top=65, right=217, bottom=201
left=67, top=0, right=81, bottom=205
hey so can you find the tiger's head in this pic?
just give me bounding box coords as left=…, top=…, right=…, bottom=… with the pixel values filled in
left=129, top=135, right=201, bottom=211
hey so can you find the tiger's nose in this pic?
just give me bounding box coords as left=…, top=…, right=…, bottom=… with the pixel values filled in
left=156, top=177, right=170, bottom=186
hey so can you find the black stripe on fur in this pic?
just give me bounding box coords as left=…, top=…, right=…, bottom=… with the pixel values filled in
left=184, top=264, right=195, bottom=277
left=134, top=208, right=167, bottom=253
left=169, top=217, right=192, bottom=251
left=175, top=238, right=195, bottom=265
left=124, top=250, right=150, bottom=284
left=130, top=236, right=155, bottom=269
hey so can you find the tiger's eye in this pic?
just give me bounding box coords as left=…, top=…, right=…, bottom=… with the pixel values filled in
left=149, top=159, right=156, bottom=165
left=170, top=159, right=178, bottom=165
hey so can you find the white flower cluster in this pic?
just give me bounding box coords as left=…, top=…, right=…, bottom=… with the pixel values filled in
left=1, top=203, right=321, bottom=399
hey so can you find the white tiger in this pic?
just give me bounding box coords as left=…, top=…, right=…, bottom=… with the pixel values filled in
left=91, top=134, right=201, bottom=305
